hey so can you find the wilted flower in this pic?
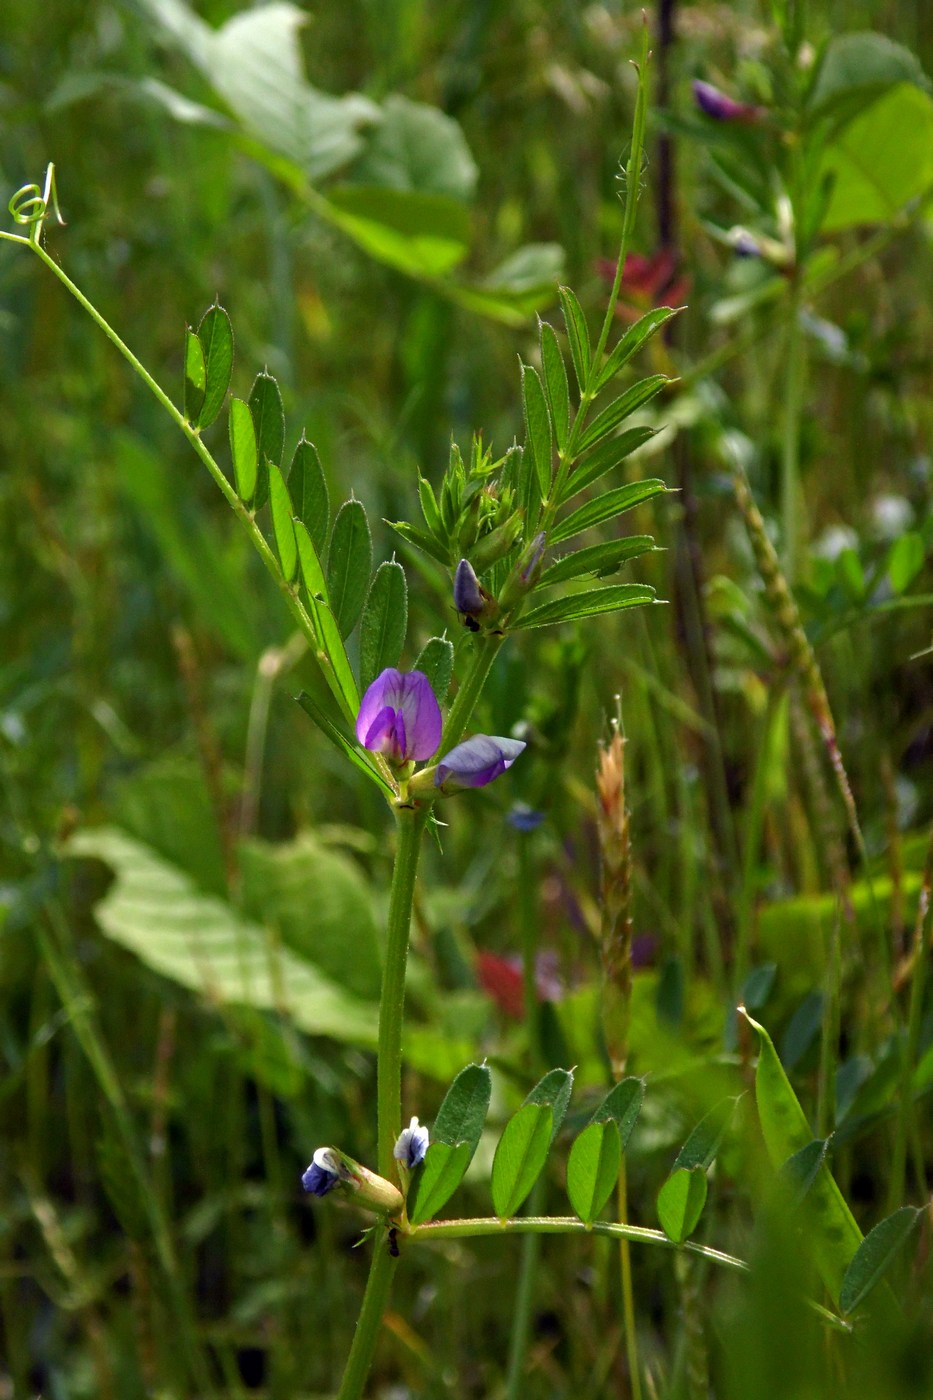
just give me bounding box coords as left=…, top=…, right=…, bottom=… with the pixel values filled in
left=435, top=735, right=526, bottom=790
left=393, top=1116, right=429, bottom=1169
left=356, top=668, right=442, bottom=765
left=692, top=79, right=764, bottom=124
left=302, top=1146, right=342, bottom=1196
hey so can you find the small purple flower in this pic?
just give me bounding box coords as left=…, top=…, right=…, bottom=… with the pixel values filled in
left=507, top=803, right=544, bottom=832
left=693, top=79, right=763, bottom=124
left=435, top=735, right=526, bottom=789
left=454, top=559, right=485, bottom=617
left=393, top=1116, right=429, bottom=1169
left=356, top=668, right=442, bottom=765
left=302, top=1147, right=342, bottom=1196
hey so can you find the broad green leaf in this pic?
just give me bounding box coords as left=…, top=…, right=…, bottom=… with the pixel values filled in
left=593, top=309, right=682, bottom=394
left=196, top=303, right=234, bottom=428
left=521, top=362, right=553, bottom=509
left=578, top=375, right=670, bottom=454
left=414, top=636, right=455, bottom=703
left=183, top=327, right=206, bottom=424
left=66, top=827, right=378, bottom=1045
left=512, top=584, right=656, bottom=630
left=567, top=1119, right=621, bottom=1226
left=887, top=532, right=925, bottom=594
left=294, top=522, right=359, bottom=720
left=295, top=690, right=392, bottom=797
left=740, top=1008, right=864, bottom=1305
left=558, top=425, right=656, bottom=502
left=808, top=32, right=930, bottom=121
left=359, top=560, right=408, bottom=692
left=268, top=462, right=298, bottom=582
left=540, top=321, right=570, bottom=452
left=550, top=479, right=667, bottom=546
left=248, top=371, right=285, bottom=511
left=326, top=499, right=373, bottom=638
left=288, top=437, right=329, bottom=556
left=587, top=1077, right=645, bottom=1148
left=819, top=84, right=933, bottom=233
left=840, top=1207, right=921, bottom=1315
left=657, top=1166, right=708, bottom=1244
left=324, top=186, right=471, bottom=278
left=476, top=243, right=565, bottom=317
left=432, top=1062, right=493, bottom=1150
left=491, top=1103, right=554, bottom=1218
left=348, top=93, right=477, bottom=202
left=407, top=1141, right=472, bottom=1226
left=779, top=1136, right=833, bottom=1204
left=673, top=1096, right=740, bottom=1171
left=558, top=285, right=591, bottom=393
left=538, top=537, right=656, bottom=588
left=229, top=396, right=258, bottom=504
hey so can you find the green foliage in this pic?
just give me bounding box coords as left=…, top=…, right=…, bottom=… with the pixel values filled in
left=657, top=1166, right=708, bottom=1244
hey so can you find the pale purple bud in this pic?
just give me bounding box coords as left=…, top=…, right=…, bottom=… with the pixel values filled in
left=520, top=531, right=547, bottom=583
left=356, top=669, right=443, bottom=764
left=435, top=735, right=526, bottom=790
left=454, top=559, right=484, bottom=616
left=393, top=1116, right=429, bottom=1169
left=693, top=80, right=763, bottom=124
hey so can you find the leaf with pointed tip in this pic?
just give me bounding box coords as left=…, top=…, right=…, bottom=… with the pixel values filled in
left=521, top=362, right=553, bottom=511
left=558, top=425, right=657, bottom=503
left=196, top=304, right=234, bottom=428
left=294, top=522, right=359, bottom=721
left=248, top=372, right=285, bottom=511
left=578, top=375, right=669, bottom=454
left=550, top=479, right=667, bottom=546
left=491, top=1102, right=553, bottom=1218
left=587, top=1077, right=645, bottom=1146
left=229, top=397, right=258, bottom=504
left=657, top=1166, right=708, bottom=1244
left=326, top=500, right=372, bottom=639
left=539, top=537, right=656, bottom=588
left=390, top=519, right=451, bottom=567
left=540, top=321, right=570, bottom=452
left=268, top=462, right=298, bottom=582
left=558, top=286, right=591, bottom=393
left=840, top=1207, right=921, bottom=1315
left=288, top=438, right=329, bottom=556
left=432, top=1062, right=493, bottom=1150
left=418, top=475, right=443, bottom=537
left=567, top=1120, right=621, bottom=1226
left=407, top=1140, right=473, bottom=1226
left=359, top=560, right=408, bottom=692
left=414, top=636, right=454, bottom=703
left=673, top=1096, right=740, bottom=1171
left=184, top=328, right=206, bottom=425
left=779, top=1136, right=834, bottom=1205
left=593, top=307, right=683, bottom=393
left=512, top=584, right=656, bottom=630
left=523, top=1067, right=574, bottom=1140
left=295, top=691, right=393, bottom=798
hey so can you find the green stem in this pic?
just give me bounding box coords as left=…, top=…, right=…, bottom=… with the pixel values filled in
left=335, top=1241, right=399, bottom=1400
left=441, top=632, right=504, bottom=753
left=617, top=1159, right=643, bottom=1400
left=377, top=804, right=430, bottom=1177
left=781, top=271, right=805, bottom=583
left=503, top=1182, right=543, bottom=1400
left=888, top=824, right=933, bottom=1211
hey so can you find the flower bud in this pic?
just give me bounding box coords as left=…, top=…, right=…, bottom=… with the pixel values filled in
left=301, top=1146, right=404, bottom=1215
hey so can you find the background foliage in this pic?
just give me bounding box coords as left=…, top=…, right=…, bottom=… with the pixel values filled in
left=2, top=1, right=933, bottom=1396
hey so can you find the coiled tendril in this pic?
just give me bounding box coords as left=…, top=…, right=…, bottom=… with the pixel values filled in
left=5, top=164, right=64, bottom=246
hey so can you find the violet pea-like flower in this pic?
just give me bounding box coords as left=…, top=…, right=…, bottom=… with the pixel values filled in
left=693, top=79, right=763, bottom=124
left=302, top=1147, right=342, bottom=1196
left=355, top=668, right=442, bottom=766
left=393, top=1116, right=430, bottom=1169
left=435, top=735, right=526, bottom=790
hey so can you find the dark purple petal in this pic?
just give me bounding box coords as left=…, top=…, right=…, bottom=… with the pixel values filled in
left=508, top=803, right=544, bottom=832
left=692, top=79, right=762, bottom=123
left=435, top=735, right=526, bottom=789
left=302, top=1148, right=341, bottom=1196
left=454, top=559, right=484, bottom=616
left=355, top=669, right=442, bottom=763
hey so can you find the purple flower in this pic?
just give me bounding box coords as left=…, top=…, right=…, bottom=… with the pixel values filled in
left=393, top=1116, right=429, bottom=1168
left=693, top=79, right=763, bottom=124
left=435, top=735, right=526, bottom=789
left=454, top=559, right=484, bottom=617
left=302, top=1147, right=342, bottom=1196
left=356, top=668, right=442, bottom=765
left=507, top=803, right=544, bottom=832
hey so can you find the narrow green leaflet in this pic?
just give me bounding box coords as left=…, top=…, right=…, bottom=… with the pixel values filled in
left=540, top=321, right=570, bottom=453
left=558, top=285, right=591, bottom=393
left=550, top=479, right=667, bottom=546
left=267, top=462, right=298, bottom=582
left=657, top=1166, right=708, bottom=1245
left=248, top=371, right=285, bottom=511
left=593, top=308, right=682, bottom=394
left=407, top=1141, right=473, bottom=1227
left=229, top=397, right=258, bottom=504
left=559, top=425, right=657, bottom=503
left=418, top=474, right=443, bottom=538
left=567, top=1120, right=621, bottom=1226
left=414, top=636, right=454, bottom=703
left=390, top=519, right=450, bottom=567
left=740, top=1009, right=864, bottom=1306
left=521, top=362, right=553, bottom=508
left=294, top=522, right=359, bottom=721
left=359, top=560, right=408, bottom=693
left=538, top=537, right=656, bottom=588
left=326, top=499, right=373, bottom=639
left=183, top=328, right=206, bottom=425
left=523, top=1067, right=574, bottom=1139
left=295, top=691, right=393, bottom=798
left=587, top=1077, right=645, bottom=1148
left=840, top=1207, right=921, bottom=1315
left=578, top=375, right=669, bottom=455
left=491, top=1103, right=554, bottom=1219
left=673, top=1096, right=741, bottom=1171
left=512, top=583, right=656, bottom=630
left=195, top=303, right=234, bottom=428
left=288, top=437, right=329, bottom=556
left=779, top=1136, right=834, bottom=1205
